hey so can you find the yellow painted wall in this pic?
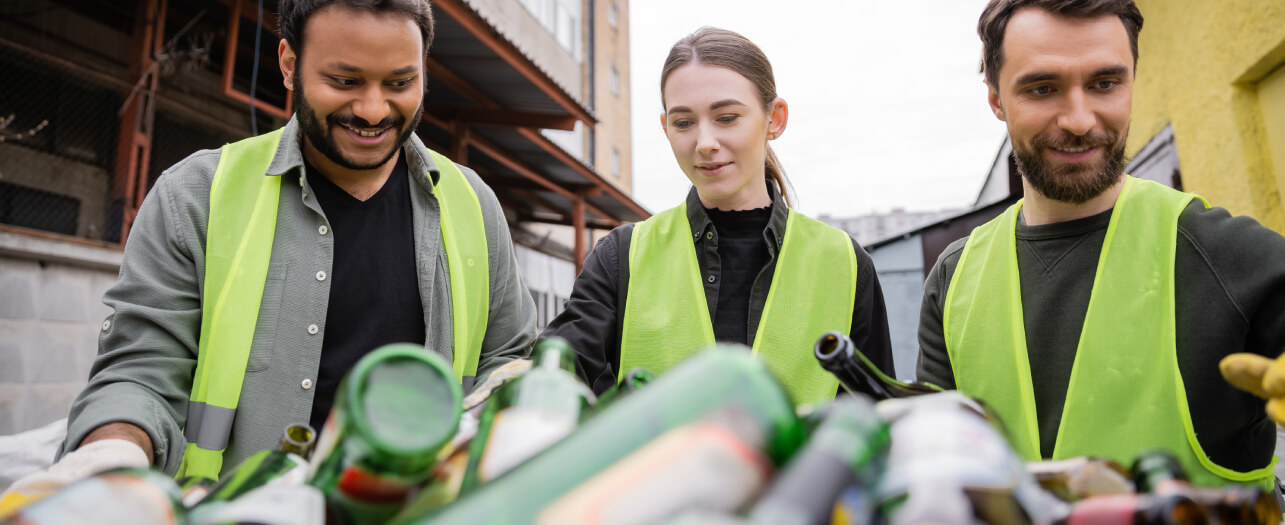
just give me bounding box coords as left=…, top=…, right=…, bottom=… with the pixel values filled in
left=1129, top=1, right=1285, bottom=232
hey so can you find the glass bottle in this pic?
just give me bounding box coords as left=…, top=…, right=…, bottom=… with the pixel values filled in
left=458, top=337, right=595, bottom=493
left=747, top=396, right=890, bottom=525
left=813, top=331, right=941, bottom=399
left=1130, top=450, right=1280, bottom=525
left=307, top=343, right=463, bottom=525
left=188, top=423, right=316, bottom=508
left=389, top=345, right=804, bottom=524
left=593, top=367, right=654, bottom=408
left=1053, top=493, right=1210, bottom=525
left=1, top=468, right=186, bottom=525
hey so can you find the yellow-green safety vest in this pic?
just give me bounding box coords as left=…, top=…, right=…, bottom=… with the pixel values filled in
left=175, top=129, right=489, bottom=481
left=619, top=202, right=857, bottom=406
left=944, top=176, right=1275, bottom=488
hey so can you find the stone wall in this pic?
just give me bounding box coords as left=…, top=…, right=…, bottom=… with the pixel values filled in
left=0, top=229, right=120, bottom=435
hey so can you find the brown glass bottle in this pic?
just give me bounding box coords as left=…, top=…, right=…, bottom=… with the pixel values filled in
left=1054, top=493, right=1210, bottom=525
left=1131, top=450, right=1281, bottom=525
left=813, top=331, right=941, bottom=399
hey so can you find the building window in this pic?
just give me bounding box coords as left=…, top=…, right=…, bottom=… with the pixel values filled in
left=519, top=0, right=582, bottom=60
left=611, top=147, right=621, bottom=177
left=608, top=2, right=618, bottom=28
left=610, top=64, right=620, bottom=96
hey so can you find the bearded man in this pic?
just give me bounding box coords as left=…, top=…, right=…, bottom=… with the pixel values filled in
left=916, top=0, right=1285, bottom=489
left=7, top=0, right=536, bottom=491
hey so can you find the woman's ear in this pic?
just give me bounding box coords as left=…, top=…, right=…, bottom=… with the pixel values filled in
left=767, top=98, right=789, bottom=140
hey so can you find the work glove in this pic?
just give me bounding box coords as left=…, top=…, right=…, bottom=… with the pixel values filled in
left=0, top=438, right=150, bottom=517
left=1219, top=353, right=1285, bottom=424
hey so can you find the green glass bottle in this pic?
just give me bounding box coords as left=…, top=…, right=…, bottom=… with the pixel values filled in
left=457, top=337, right=594, bottom=493
left=1, top=468, right=187, bottom=525
left=593, top=367, right=654, bottom=408
left=307, top=343, right=463, bottom=525
left=187, top=423, right=316, bottom=509
left=747, top=396, right=890, bottom=525
left=390, top=345, right=804, bottom=525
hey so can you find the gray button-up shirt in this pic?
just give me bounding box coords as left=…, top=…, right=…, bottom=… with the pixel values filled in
left=59, top=118, right=537, bottom=476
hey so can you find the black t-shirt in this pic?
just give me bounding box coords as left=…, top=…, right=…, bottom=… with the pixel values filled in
left=305, top=153, right=426, bottom=430
left=706, top=205, right=772, bottom=344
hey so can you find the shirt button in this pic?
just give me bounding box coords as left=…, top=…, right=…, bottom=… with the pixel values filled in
left=318, top=225, right=329, bottom=235
left=707, top=275, right=716, bottom=283
left=307, top=324, right=319, bottom=335
left=316, top=270, right=327, bottom=281
left=101, top=320, right=111, bottom=331
left=301, top=378, right=313, bottom=390
left=705, top=231, right=714, bottom=240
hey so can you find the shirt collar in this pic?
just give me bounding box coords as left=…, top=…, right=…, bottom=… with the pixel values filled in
left=684, top=182, right=790, bottom=251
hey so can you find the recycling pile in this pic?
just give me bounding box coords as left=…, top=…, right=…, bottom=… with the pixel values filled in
left=2, top=336, right=1279, bottom=525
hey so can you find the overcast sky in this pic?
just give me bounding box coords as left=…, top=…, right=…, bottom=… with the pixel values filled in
left=627, top=0, right=1009, bottom=218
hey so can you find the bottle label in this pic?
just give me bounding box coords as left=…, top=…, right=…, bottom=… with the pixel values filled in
left=535, top=420, right=771, bottom=524
left=478, top=406, right=577, bottom=481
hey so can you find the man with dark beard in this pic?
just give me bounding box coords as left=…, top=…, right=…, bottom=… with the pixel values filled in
left=916, top=0, right=1285, bottom=489
left=7, top=0, right=536, bottom=488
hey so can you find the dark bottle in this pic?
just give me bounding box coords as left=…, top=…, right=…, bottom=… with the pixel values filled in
left=1131, top=450, right=1281, bottom=525
left=458, top=337, right=595, bottom=494
left=189, top=423, right=317, bottom=507
left=389, top=345, right=804, bottom=525
left=307, top=343, right=463, bottom=525
left=814, top=331, right=941, bottom=399
left=593, top=367, right=654, bottom=408
left=1, top=468, right=187, bottom=525
left=1054, top=493, right=1210, bottom=525
left=747, top=396, right=890, bottom=525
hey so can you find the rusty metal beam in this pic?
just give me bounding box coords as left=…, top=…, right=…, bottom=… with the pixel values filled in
left=573, top=196, right=586, bottom=274
left=517, top=127, right=649, bottom=220
left=430, top=0, right=595, bottom=128
left=468, top=133, right=618, bottom=227
left=111, top=0, right=166, bottom=244
left=222, top=0, right=291, bottom=120
left=425, top=105, right=578, bottom=131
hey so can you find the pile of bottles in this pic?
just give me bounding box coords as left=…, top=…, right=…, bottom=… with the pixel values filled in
left=3, top=334, right=1281, bottom=525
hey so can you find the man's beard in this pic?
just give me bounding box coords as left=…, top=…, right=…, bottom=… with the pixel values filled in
left=293, top=74, right=422, bottom=171
left=1012, top=129, right=1128, bottom=204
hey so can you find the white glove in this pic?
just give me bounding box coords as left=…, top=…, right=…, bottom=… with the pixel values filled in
left=0, top=438, right=149, bottom=514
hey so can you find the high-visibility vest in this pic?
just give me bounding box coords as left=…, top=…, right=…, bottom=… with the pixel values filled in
left=944, top=176, right=1274, bottom=488
left=175, top=130, right=489, bottom=481
left=619, top=202, right=857, bottom=406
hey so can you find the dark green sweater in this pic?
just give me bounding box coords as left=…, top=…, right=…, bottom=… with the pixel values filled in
left=917, top=201, right=1285, bottom=472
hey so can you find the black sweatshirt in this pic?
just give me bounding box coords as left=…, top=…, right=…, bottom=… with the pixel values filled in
left=544, top=185, right=895, bottom=394
left=917, top=201, right=1285, bottom=471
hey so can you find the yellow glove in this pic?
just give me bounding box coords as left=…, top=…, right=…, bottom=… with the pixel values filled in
left=1219, top=353, right=1285, bottom=423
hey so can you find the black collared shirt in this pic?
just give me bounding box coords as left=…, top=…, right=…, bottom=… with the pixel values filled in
left=543, top=185, right=895, bottom=394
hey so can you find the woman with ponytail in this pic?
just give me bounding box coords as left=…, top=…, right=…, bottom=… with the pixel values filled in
left=543, top=27, right=893, bottom=405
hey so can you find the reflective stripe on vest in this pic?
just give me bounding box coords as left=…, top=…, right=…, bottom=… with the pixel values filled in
left=944, top=176, right=1274, bottom=488
left=619, top=202, right=856, bottom=406
left=176, top=132, right=487, bottom=481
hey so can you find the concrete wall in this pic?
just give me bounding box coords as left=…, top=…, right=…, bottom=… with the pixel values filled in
left=1129, top=1, right=1285, bottom=232
left=0, top=144, right=111, bottom=240
left=867, top=235, right=926, bottom=381
left=0, top=230, right=120, bottom=436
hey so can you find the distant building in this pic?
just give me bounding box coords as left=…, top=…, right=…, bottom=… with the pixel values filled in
left=0, top=0, right=644, bottom=435
left=820, top=208, right=964, bottom=247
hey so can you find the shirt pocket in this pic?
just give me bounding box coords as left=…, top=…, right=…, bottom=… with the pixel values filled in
left=245, top=262, right=287, bottom=372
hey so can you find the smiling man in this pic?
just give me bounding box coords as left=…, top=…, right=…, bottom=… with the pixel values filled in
left=916, top=0, right=1285, bottom=488
left=19, top=0, right=536, bottom=486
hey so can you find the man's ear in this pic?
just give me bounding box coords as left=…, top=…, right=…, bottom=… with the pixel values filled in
left=279, top=39, right=296, bottom=90
left=986, top=79, right=1006, bottom=122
